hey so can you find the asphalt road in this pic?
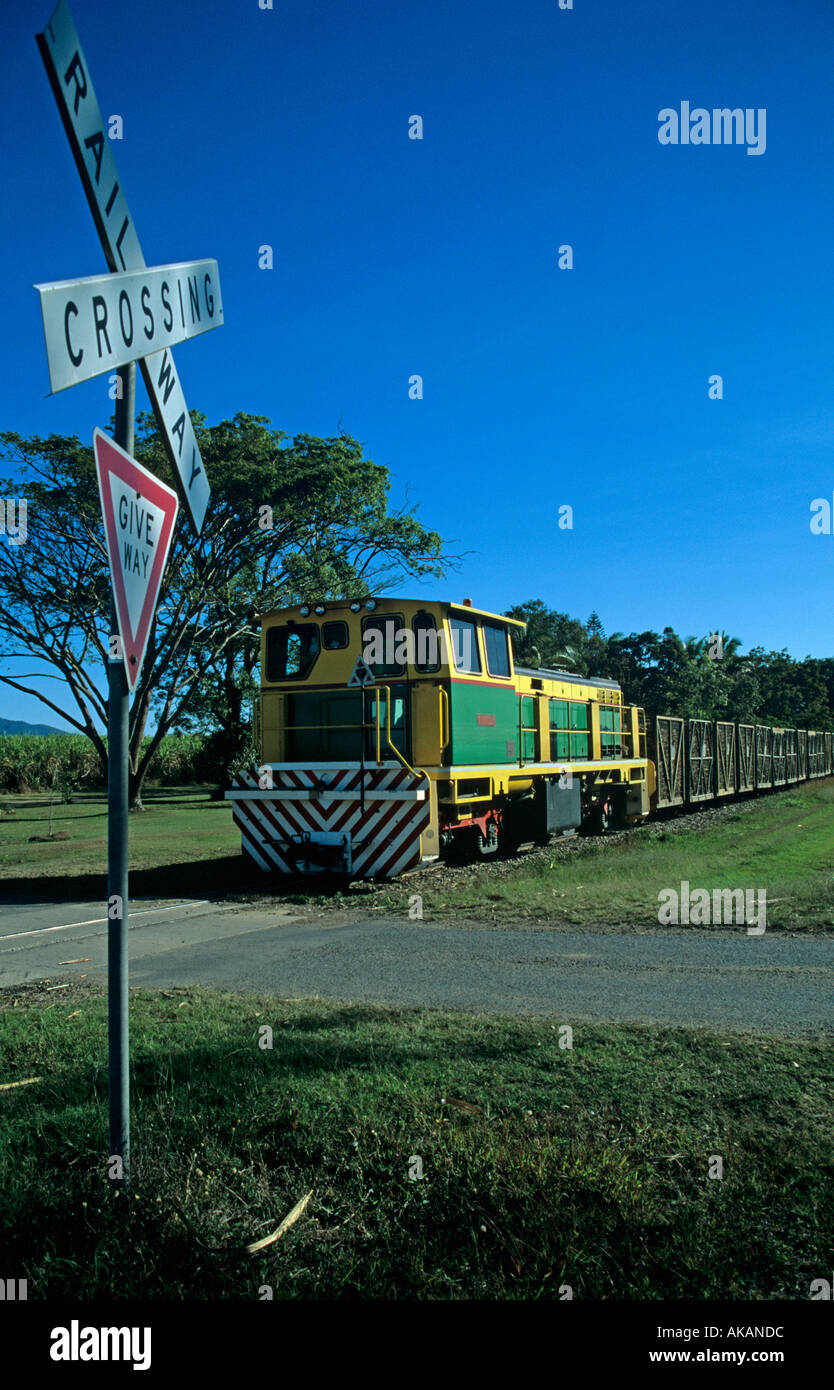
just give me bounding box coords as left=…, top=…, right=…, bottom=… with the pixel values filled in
left=1, top=896, right=832, bottom=1034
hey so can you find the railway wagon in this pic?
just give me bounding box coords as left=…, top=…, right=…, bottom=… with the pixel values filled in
left=227, top=597, right=653, bottom=876
left=652, top=718, right=829, bottom=810
left=227, top=597, right=833, bottom=876
left=808, top=731, right=830, bottom=777
left=785, top=728, right=799, bottom=783
left=798, top=729, right=808, bottom=781
left=650, top=716, right=685, bottom=808
left=756, top=725, right=773, bottom=789
left=715, top=722, right=737, bottom=797
left=772, top=729, right=787, bottom=786
left=737, top=723, right=756, bottom=792
left=687, top=719, right=715, bottom=802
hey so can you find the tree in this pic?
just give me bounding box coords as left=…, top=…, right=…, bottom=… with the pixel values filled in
left=585, top=610, right=607, bottom=676
left=741, top=648, right=832, bottom=729
left=505, top=600, right=590, bottom=673
left=0, top=411, right=446, bottom=806
left=513, top=602, right=831, bottom=727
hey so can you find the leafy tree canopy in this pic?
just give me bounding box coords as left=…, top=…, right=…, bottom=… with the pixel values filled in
left=506, top=600, right=833, bottom=729
left=0, top=410, right=447, bottom=803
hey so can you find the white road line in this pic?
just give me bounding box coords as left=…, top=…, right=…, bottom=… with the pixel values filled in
left=0, top=900, right=212, bottom=943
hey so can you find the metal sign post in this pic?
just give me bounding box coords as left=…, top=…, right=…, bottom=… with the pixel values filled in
left=108, top=362, right=133, bottom=1179
left=100, top=389, right=179, bottom=1183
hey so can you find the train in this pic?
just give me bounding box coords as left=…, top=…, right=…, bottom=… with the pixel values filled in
left=225, top=597, right=833, bottom=878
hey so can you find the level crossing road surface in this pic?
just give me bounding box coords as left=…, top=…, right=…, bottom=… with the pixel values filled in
left=0, top=897, right=832, bottom=1034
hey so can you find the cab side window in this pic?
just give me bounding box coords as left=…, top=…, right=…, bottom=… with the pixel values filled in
left=483, top=621, right=510, bottom=678
left=449, top=617, right=481, bottom=674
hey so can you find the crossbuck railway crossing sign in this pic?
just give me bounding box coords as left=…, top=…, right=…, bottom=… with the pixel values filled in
left=37, top=0, right=213, bottom=534
left=93, top=430, right=178, bottom=693
left=34, top=0, right=226, bottom=1184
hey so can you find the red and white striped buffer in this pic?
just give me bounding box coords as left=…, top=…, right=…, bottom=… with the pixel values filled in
left=226, top=764, right=432, bottom=878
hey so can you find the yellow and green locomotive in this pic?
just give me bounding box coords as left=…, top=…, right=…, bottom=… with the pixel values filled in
left=226, top=596, right=654, bottom=876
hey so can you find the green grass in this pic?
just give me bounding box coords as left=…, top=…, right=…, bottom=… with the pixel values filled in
left=1, top=984, right=831, bottom=1300
left=0, top=788, right=246, bottom=898
left=2, top=780, right=834, bottom=933
left=366, top=781, right=834, bottom=932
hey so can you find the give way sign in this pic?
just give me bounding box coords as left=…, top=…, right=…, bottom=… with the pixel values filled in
left=93, top=428, right=178, bottom=692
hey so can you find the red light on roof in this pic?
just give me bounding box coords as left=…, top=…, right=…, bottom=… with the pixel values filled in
left=463, top=598, right=472, bottom=607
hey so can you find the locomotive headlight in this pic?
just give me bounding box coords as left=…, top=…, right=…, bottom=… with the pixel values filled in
left=365, top=598, right=377, bottom=612
left=314, top=603, right=326, bottom=616
left=299, top=605, right=311, bottom=617
left=349, top=600, right=362, bottom=613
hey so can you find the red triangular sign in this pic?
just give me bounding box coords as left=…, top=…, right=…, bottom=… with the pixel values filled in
left=93, top=428, right=179, bottom=692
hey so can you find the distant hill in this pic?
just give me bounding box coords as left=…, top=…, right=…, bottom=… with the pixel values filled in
left=0, top=717, right=71, bottom=736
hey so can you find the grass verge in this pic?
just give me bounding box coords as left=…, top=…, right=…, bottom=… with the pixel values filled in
left=2, top=781, right=834, bottom=933
left=0, top=788, right=245, bottom=898
left=1, top=983, right=832, bottom=1299
left=364, top=781, right=834, bottom=931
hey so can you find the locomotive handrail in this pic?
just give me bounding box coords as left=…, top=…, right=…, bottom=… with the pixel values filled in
left=278, top=683, right=420, bottom=771
left=253, top=692, right=261, bottom=756
left=438, top=686, right=450, bottom=755
left=375, top=684, right=423, bottom=779
left=280, top=694, right=421, bottom=777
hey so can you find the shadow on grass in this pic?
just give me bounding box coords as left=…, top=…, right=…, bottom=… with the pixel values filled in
left=0, top=856, right=258, bottom=904
left=0, top=808, right=108, bottom=825
left=0, top=857, right=371, bottom=906
left=3, top=1026, right=554, bottom=1134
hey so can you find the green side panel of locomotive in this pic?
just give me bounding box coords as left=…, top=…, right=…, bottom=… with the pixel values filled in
left=549, top=698, right=590, bottom=761
left=448, top=682, right=519, bottom=764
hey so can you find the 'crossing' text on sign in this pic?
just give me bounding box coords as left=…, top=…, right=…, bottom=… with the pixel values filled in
left=36, top=259, right=223, bottom=394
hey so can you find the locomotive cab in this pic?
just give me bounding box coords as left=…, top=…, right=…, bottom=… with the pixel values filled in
left=226, top=597, right=653, bottom=877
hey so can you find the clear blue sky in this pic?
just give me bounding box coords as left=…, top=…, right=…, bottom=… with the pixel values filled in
left=2, top=0, right=834, bottom=729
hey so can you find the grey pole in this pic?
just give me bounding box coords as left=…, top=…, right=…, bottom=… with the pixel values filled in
left=108, top=361, right=135, bottom=1184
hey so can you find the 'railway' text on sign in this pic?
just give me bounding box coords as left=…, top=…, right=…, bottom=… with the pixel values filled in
left=37, top=0, right=213, bottom=533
